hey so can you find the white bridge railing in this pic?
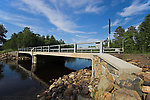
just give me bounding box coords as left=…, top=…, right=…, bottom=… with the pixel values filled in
left=18, top=41, right=123, bottom=53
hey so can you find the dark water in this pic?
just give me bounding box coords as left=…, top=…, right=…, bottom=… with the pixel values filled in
left=0, top=58, right=91, bottom=99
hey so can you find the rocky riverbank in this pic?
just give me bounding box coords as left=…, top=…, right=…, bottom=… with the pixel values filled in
left=37, top=68, right=92, bottom=100
left=38, top=68, right=150, bottom=100
left=0, top=52, right=30, bottom=62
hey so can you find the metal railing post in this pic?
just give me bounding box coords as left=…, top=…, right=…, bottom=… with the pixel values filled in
left=74, top=43, right=77, bottom=53
left=41, top=47, right=42, bottom=52
left=58, top=45, right=61, bottom=52
left=48, top=46, right=50, bottom=52
left=100, top=41, right=103, bottom=53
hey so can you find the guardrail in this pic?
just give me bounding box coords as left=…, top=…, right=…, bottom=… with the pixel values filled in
left=18, top=41, right=123, bottom=53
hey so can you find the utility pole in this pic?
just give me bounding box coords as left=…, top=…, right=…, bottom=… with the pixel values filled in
left=108, top=18, right=111, bottom=48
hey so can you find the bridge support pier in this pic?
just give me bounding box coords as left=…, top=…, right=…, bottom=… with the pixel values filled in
left=32, top=55, right=37, bottom=64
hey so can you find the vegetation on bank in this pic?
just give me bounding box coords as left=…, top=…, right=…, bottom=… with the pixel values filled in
left=0, top=49, right=13, bottom=54
left=109, top=14, right=150, bottom=53
left=0, top=27, right=65, bottom=51
left=0, top=14, right=150, bottom=54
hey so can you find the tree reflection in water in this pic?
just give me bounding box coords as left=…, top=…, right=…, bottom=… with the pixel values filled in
left=9, top=64, right=28, bottom=80
left=0, top=63, right=4, bottom=80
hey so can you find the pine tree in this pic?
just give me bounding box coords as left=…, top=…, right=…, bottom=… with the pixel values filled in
left=113, top=26, right=125, bottom=48
left=0, top=25, right=7, bottom=43
left=138, top=14, right=150, bottom=52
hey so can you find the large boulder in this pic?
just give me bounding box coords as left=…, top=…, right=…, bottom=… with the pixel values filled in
left=144, top=72, right=150, bottom=83
left=112, top=88, right=141, bottom=100
left=98, top=75, right=114, bottom=92
left=142, top=86, right=150, bottom=93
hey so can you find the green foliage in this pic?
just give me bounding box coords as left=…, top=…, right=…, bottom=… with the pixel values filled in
left=124, top=26, right=137, bottom=53
left=111, top=14, right=150, bottom=53
left=0, top=24, right=7, bottom=43
left=3, top=27, right=65, bottom=50
left=0, top=49, right=13, bottom=54
left=112, top=26, right=125, bottom=48
left=138, top=14, right=150, bottom=53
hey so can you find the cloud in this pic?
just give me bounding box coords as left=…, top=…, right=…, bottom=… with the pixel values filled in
left=119, top=0, right=150, bottom=17
left=0, top=10, right=43, bottom=33
left=85, top=5, right=105, bottom=13
left=74, top=0, right=104, bottom=14
left=20, top=0, right=87, bottom=34
left=103, top=19, right=121, bottom=28
left=64, top=0, right=103, bottom=8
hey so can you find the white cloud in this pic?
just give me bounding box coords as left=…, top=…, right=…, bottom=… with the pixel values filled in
left=85, top=5, right=105, bottom=13
left=75, top=35, right=88, bottom=38
left=103, top=19, right=121, bottom=28
left=119, top=0, right=150, bottom=17
left=74, top=0, right=104, bottom=14
left=112, top=19, right=120, bottom=26
left=0, top=10, right=38, bottom=23
left=20, top=0, right=88, bottom=34
left=64, top=0, right=103, bottom=8
left=0, top=10, right=43, bottom=33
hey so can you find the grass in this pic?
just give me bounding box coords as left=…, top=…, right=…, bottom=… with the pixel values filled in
left=0, top=49, right=14, bottom=54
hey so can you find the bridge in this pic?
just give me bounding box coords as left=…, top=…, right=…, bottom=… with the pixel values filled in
left=18, top=41, right=142, bottom=78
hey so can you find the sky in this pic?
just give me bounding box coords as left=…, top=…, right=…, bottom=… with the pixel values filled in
left=0, top=0, right=150, bottom=43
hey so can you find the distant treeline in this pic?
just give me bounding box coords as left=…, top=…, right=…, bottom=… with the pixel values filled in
left=2, top=27, right=65, bottom=50
left=108, top=14, right=150, bottom=53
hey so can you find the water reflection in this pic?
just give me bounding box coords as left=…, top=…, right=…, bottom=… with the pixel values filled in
left=9, top=65, right=28, bottom=80
left=0, top=63, right=4, bottom=80
left=65, top=58, right=92, bottom=70
left=0, top=57, right=92, bottom=98
left=0, top=62, right=46, bottom=99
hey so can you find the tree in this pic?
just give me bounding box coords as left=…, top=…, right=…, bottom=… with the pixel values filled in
left=124, top=26, right=137, bottom=53
left=3, top=27, right=64, bottom=50
left=0, top=25, right=7, bottom=43
left=138, top=14, right=150, bottom=53
left=113, top=26, right=125, bottom=48
left=49, top=35, right=58, bottom=45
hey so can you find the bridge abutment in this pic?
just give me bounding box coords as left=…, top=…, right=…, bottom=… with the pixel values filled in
left=32, top=55, right=37, bottom=64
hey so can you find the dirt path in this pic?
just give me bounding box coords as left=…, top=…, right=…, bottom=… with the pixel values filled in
left=111, top=54, right=150, bottom=72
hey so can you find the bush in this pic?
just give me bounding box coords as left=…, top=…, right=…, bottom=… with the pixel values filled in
left=0, top=49, right=14, bottom=54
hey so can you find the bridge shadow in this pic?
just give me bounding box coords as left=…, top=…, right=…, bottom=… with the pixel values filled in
left=18, top=55, right=76, bottom=85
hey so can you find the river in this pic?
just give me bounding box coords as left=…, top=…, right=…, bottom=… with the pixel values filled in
left=0, top=58, right=91, bottom=99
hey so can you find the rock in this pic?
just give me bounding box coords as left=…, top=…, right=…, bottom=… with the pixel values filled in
left=39, top=95, right=46, bottom=100
left=103, top=92, right=112, bottom=100
left=112, top=88, right=141, bottom=100
left=144, top=72, right=150, bottom=83
left=146, top=93, right=150, bottom=100
left=37, top=95, right=41, bottom=98
left=49, top=84, right=55, bottom=90
left=125, top=59, right=132, bottom=62
left=106, top=73, right=115, bottom=82
left=117, top=74, right=143, bottom=96
left=88, top=85, right=93, bottom=93
left=57, top=77, right=63, bottom=85
left=142, top=86, right=150, bottom=93
left=64, top=87, right=74, bottom=96
left=142, top=67, right=149, bottom=72
left=69, top=73, right=75, bottom=79
left=98, top=75, right=114, bottom=92
left=78, top=95, right=91, bottom=100
left=81, top=86, right=89, bottom=95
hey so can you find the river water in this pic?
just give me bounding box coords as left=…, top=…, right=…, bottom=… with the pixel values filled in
left=0, top=58, right=91, bottom=100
